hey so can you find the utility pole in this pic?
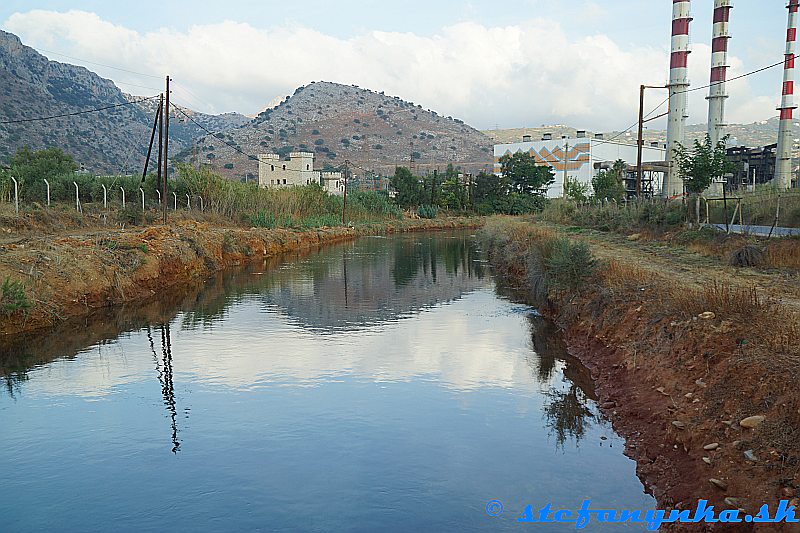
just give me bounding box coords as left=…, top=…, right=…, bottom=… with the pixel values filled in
left=562, top=140, right=569, bottom=198
left=342, top=161, right=348, bottom=225
left=157, top=94, right=163, bottom=196
left=636, top=85, right=669, bottom=197
left=163, top=76, right=170, bottom=225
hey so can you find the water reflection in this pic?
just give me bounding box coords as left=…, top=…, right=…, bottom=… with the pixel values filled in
left=148, top=325, right=181, bottom=453
left=258, top=234, right=488, bottom=333
left=0, top=231, right=654, bottom=530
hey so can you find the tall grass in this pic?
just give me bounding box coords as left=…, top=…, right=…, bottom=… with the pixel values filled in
left=0, top=164, right=404, bottom=227
left=706, top=187, right=800, bottom=228
left=540, top=198, right=685, bottom=233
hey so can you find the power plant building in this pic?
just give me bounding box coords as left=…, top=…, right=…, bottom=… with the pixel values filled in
left=493, top=134, right=666, bottom=198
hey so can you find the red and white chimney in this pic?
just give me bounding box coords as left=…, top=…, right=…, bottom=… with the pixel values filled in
left=776, top=0, right=799, bottom=189
left=707, top=0, right=732, bottom=147
left=665, top=0, right=693, bottom=198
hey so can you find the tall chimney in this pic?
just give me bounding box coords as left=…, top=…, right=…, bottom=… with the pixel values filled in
left=776, top=0, right=799, bottom=189
left=664, top=0, right=693, bottom=198
left=707, top=1, right=732, bottom=147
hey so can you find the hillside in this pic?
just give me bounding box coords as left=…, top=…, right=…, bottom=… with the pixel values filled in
left=125, top=93, right=250, bottom=151
left=0, top=30, right=154, bottom=173
left=485, top=117, right=798, bottom=151
left=186, top=81, right=495, bottom=180
left=0, top=30, right=248, bottom=174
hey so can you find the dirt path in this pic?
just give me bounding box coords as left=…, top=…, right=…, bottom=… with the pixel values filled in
left=543, top=223, right=800, bottom=314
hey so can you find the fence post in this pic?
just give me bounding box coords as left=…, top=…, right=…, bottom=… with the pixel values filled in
left=43, top=179, right=50, bottom=207
left=11, top=176, right=18, bottom=214
left=198, top=196, right=204, bottom=212
left=73, top=181, right=82, bottom=214
left=186, top=193, right=190, bottom=210
left=155, top=189, right=161, bottom=205
left=140, top=187, right=145, bottom=211
left=102, top=184, right=107, bottom=209
left=120, top=187, right=126, bottom=208
left=172, top=192, right=177, bottom=210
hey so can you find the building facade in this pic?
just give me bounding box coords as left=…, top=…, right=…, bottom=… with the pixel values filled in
left=258, top=152, right=317, bottom=188
left=494, top=135, right=667, bottom=198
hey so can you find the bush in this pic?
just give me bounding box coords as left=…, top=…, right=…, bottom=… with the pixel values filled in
left=417, top=204, right=439, bottom=219
left=1, top=277, right=30, bottom=316
left=545, top=238, right=597, bottom=292
left=729, top=245, right=765, bottom=268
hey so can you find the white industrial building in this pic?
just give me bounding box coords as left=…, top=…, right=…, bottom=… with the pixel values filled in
left=257, top=151, right=344, bottom=196
left=493, top=132, right=667, bottom=198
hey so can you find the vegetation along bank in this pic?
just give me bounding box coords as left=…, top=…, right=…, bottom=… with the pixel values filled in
left=480, top=217, right=800, bottom=526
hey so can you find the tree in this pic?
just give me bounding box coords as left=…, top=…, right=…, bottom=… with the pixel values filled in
left=390, top=166, right=423, bottom=208
left=564, top=177, right=590, bottom=203
left=9, top=146, right=78, bottom=185
left=674, top=134, right=734, bottom=223
left=473, top=171, right=509, bottom=204
left=439, top=164, right=467, bottom=210
left=499, top=152, right=555, bottom=195
left=591, top=159, right=626, bottom=202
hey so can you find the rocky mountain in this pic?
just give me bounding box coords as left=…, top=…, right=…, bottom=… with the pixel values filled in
left=0, top=30, right=154, bottom=173
left=187, top=81, right=495, bottom=180
left=0, top=30, right=247, bottom=174
left=125, top=93, right=250, bottom=150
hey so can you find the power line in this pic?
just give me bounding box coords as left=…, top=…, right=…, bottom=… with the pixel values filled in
left=590, top=54, right=796, bottom=147
left=0, top=95, right=159, bottom=125
left=33, top=47, right=163, bottom=79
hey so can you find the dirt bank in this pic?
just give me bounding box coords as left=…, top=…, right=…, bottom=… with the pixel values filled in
left=0, top=217, right=482, bottom=337
left=482, top=218, right=800, bottom=531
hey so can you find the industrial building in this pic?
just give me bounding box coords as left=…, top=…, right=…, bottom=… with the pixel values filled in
left=493, top=132, right=666, bottom=198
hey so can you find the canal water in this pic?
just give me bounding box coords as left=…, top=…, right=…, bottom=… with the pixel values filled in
left=0, top=231, right=654, bottom=531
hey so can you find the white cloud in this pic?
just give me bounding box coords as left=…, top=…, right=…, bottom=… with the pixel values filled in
left=2, top=9, right=780, bottom=130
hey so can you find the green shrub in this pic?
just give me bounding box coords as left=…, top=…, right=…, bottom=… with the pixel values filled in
left=1, top=277, right=30, bottom=316
left=417, top=204, right=439, bottom=219
left=545, top=238, right=597, bottom=292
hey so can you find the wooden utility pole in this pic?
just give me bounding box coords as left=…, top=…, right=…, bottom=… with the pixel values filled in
left=636, top=85, right=645, bottom=197
left=342, top=161, right=348, bottom=225
left=163, top=76, right=170, bottom=225
left=142, top=98, right=162, bottom=181
left=636, top=85, right=669, bottom=197
left=157, top=94, right=163, bottom=195
left=562, top=141, right=569, bottom=198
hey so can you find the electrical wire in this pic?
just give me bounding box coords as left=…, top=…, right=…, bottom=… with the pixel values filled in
left=0, top=95, right=159, bottom=125
left=33, top=47, right=163, bottom=79
left=589, top=54, right=796, bottom=148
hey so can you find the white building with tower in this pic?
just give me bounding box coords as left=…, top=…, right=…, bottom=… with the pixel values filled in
left=494, top=131, right=666, bottom=198
left=257, top=151, right=345, bottom=196
left=258, top=152, right=316, bottom=188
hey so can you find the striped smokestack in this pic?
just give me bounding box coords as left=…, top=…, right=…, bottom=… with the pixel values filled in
left=664, top=0, right=693, bottom=198
left=775, top=0, right=799, bottom=189
left=707, top=0, right=732, bottom=147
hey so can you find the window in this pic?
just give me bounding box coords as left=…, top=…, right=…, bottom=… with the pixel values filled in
left=306, top=164, right=310, bottom=170
left=282, top=165, right=286, bottom=171
left=270, top=165, right=274, bottom=171
left=283, top=179, right=287, bottom=184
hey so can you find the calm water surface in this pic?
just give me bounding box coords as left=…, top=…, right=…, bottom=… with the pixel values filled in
left=0, top=232, right=654, bottom=531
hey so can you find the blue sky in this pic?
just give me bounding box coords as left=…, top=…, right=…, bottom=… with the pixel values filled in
left=0, top=1, right=791, bottom=130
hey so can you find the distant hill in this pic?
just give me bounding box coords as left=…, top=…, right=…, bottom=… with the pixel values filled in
left=0, top=30, right=249, bottom=174
left=125, top=93, right=250, bottom=150
left=186, top=81, right=495, bottom=180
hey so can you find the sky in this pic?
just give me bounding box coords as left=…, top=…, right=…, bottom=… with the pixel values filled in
left=0, top=1, right=792, bottom=132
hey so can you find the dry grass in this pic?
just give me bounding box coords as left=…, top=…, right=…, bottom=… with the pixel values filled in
left=667, top=280, right=768, bottom=318
left=765, top=238, right=800, bottom=269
